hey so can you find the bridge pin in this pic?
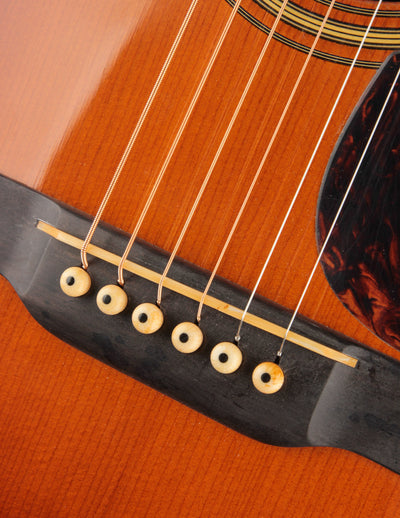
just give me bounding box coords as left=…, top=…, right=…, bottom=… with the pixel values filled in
left=96, top=284, right=128, bottom=315
left=132, top=303, right=164, bottom=334
left=60, top=266, right=91, bottom=297
left=252, top=362, right=284, bottom=394
left=171, top=322, right=203, bottom=353
left=210, top=342, right=242, bottom=374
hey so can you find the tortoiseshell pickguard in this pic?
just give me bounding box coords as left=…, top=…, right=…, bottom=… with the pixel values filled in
left=317, top=51, right=400, bottom=349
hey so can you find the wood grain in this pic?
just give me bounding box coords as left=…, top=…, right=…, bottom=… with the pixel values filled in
left=1, top=0, right=400, bottom=516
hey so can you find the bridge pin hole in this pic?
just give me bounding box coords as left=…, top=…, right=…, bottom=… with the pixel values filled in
left=261, top=372, right=271, bottom=383
left=219, top=353, right=228, bottom=363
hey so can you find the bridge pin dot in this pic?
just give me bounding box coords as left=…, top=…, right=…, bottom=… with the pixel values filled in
left=252, top=362, right=284, bottom=394
left=60, top=266, right=91, bottom=297
left=132, top=303, right=164, bottom=334
left=96, top=284, right=128, bottom=315
left=171, top=322, right=203, bottom=353
left=210, top=342, right=242, bottom=374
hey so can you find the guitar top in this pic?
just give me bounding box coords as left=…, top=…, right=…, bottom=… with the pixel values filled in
left=1, top=0, right=400, bottom=516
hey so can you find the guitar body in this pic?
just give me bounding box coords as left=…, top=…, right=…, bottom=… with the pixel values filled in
left=1, top=0, right=400, bottom=516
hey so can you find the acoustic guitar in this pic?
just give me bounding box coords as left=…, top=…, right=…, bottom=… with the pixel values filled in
left=1, top=0, right=400, bottom=516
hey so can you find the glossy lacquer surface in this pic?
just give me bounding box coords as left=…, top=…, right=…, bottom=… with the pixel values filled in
left=318, top=52, right=400, bottom=350
left=1, top=1, right=400, bottom=517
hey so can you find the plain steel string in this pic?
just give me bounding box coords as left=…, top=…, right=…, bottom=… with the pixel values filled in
left=194, top=0, right=337, bottom=323
left=234, top=0, right=383, bottom=344
left=116, top=0, right=243, bottom=286
left=79, top=0, right=200, bottom=271
left=156, top=0, right=292, bottom=306
left=277, top=63, right=400, bottom=360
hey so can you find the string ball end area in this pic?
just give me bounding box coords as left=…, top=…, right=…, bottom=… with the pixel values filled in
left=60, top=266, right=91, bottom=297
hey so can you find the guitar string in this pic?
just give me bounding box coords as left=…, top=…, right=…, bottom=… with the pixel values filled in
left=277, top=63, right=400, bottom=360
left=156, top=0, right=293, bottom=307
left=79, top=0, right=200, bottom=271
left=234, top=0, right=383, bottom=344
left=116, top=0, right=243, bottom=286
left=193, top=0, right=337, bottom=323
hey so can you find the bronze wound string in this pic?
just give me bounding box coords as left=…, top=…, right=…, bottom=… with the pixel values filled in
left=79, top=0, right=200, bottom=271
left=156, top=0, right=293, bottom=307
left=116, top=0, right=243, bottom=287
left=193, top=0, right=337, bottom=324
